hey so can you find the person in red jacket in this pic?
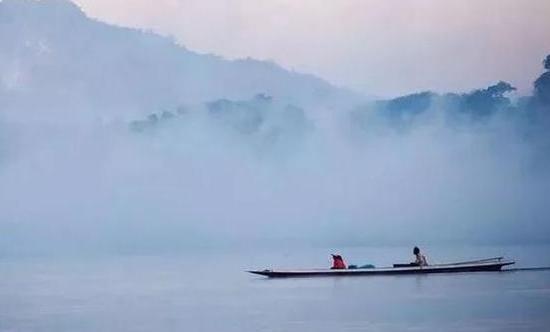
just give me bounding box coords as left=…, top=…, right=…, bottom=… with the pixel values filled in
left=331, top=254, right=347, bottom=269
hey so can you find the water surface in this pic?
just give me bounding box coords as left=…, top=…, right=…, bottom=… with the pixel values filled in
left=1, top=245, right=549, bottom=331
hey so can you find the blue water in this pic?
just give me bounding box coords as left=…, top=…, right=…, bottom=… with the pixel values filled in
left=1, top=245, right=549, bottom=331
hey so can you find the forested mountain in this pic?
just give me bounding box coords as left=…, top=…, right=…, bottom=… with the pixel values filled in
left=0, top=0, right=360, bottom=122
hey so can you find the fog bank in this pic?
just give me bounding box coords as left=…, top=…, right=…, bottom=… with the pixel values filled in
left=1, top=0, right=549, bottom=255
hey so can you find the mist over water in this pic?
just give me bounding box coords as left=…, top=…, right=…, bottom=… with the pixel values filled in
left=1, top=0, right=550, bottom=256
left=2, top=2, right=550, bottom=332
left=2, top=92, right=550, bottom=255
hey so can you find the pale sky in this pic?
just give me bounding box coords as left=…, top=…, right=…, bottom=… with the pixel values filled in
left=73, top=0, right=550, bottom=97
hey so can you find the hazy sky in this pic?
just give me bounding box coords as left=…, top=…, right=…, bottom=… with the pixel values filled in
left=71, top=0, right=550, bottom=97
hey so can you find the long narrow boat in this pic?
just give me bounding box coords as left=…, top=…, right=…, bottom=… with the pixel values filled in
left=248, top=257, right=515, bottom=278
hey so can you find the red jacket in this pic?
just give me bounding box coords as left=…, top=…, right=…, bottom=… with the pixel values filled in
left=331, top=255, right=347, bottom=269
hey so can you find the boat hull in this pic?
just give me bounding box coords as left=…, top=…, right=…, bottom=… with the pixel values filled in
left=248, top=261, right=515, bottom=278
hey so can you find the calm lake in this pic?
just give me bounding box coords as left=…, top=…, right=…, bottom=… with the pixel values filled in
left=1, top=244, right=549, bottom=331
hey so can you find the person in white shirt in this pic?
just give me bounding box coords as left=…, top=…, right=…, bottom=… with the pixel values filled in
left=413, top=246, right=428, bottom=266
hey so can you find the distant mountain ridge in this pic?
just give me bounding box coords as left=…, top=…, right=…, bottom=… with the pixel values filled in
left=0, top=0, right=362, bottom=121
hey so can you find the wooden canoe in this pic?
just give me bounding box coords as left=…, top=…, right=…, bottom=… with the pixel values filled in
left=248, top=257, right=515, bottom=278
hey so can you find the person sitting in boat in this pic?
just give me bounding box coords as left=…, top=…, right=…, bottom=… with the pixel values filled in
left=413, top=247, right=428, bottom=266
left=331, top=254, right=347, bottom=269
